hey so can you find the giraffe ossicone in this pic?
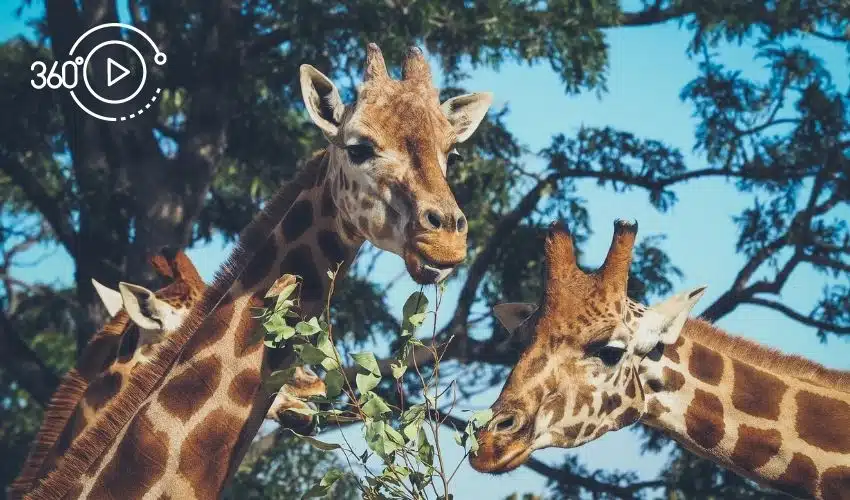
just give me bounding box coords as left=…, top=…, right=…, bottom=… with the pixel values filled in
left=471, top=220, right=850, bottom=500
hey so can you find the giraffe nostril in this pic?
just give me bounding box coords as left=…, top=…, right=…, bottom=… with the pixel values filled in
left=456, top=215, right=467, bottom=233
left=488, top=413, right=521, bottom=434
left=424, top=209, right=443, bottom=230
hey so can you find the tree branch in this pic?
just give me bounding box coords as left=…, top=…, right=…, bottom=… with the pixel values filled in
left=0, top=309, right=59, bottom=405
left=0, top=157, right=77, bottom=257
left=743, top=297, right=850, bottom=334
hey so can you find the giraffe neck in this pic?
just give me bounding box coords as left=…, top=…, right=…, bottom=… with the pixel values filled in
left=641, top=319, right=850, bottom=499
left=62, top=150, right=366, bottom=499
left=9, top=314, right=131, bottom=498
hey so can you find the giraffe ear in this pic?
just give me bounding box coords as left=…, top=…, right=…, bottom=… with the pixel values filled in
left=92, top=279, right=123, bottom=317
left=493, top=302, right=538, bottom=334
left=118, top=282, right=165, bottom=331
left=300, top=64, right=345, bottom=139
left=634, top=285, right=707, bottom=353
left=441, top=92, right=493, bottom=143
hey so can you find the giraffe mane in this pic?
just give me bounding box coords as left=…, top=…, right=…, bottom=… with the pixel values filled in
left=685, top=318, right=850, bottom=391
left=25, top=151, right=330, bottom=500
left=9, top=312, right=130, bottom=498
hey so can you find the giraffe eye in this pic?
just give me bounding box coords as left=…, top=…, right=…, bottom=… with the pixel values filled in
left=596, top=345, right=625, bottom=366
left=345, top=144, right=375, bottom=164
left=447, top=148, right=463, bottom=168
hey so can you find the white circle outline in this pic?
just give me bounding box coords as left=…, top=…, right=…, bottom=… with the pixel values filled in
left=74, top=56, right=84, bottom=65
left=154, top=53, right=167, bottom=65
left=82, top=40, right=147, bottom=105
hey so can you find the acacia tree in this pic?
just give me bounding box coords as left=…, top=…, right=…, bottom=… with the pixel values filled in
left=1, top=0, right=848, bottom=497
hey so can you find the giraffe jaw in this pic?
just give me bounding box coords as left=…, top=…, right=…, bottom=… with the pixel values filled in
left=469, top=442, right=532, bottom=474
left=403, top=248, right=459, bottom=284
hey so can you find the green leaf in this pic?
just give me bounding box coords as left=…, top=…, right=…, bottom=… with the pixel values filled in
left=295, top=318, right=321, bottom=336
left=407, top=312, right=427, bottom=327
left=453, top=431, right=463, bottom=446
left=301, top=469, right=344, bottom=499
left=470, top=409, right=494, bottom=428
left=389, top=360, right=407, bottom=379
left=355, top=372, right=381, bottom=394
left=360, top=393, right=391, bottom=418
left=326, top=270, right=335, bottom=279
left=316, top=332, right=338, bottom=370
left=350, top=351, right=380, bottom=375
left=264, top=368, right=296, bottom=391
left=296, top=344, right=327, bottom=364
left=402, top=292, right=429, bottom=332
left=286, top=430, right=341, bottom=451
left=402, top=291, right=429, bottom=319
left=417, top=428, right=434, bottom=465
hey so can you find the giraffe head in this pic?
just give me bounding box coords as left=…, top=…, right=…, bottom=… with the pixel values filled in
left=265, top=365, right=327, bottom=435
left=93, top=249, right=206, bottom=345
left=470, top=220, right=707, bottom=473
left=300, top=43, right=492, bottom=283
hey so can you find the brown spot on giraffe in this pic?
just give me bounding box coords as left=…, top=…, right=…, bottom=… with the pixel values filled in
left=600, top=392, right=622, bottom=416
left=820, top=466, right=850, bottom=500
left=541, top=393, right=565, bottom=424
left=178, top=409, right=243, bottom=499
left=616, top=407, right=640, bottom=427
left=181, top=296, right=234, bottom=359
left=159, top=355, right=223, bottom=422
left=229, top=368, right=262, bottom=407
left=317, top=229, right=348, bottom=265
left=773, top=453, right=818, bottom=498
left=87, top=404, right=168, bottom=498
left=84, top=371, right=122, bottom=411
left=233, top=297, right=264, bottom=358
left=583, top=424, right=597, bottom=438
left=731, top=360, right=787, bottom=420
left=240, top=237, right=278, bottom=292
left=664, top=335, right=685, bottom=364
left=795, top=391, right=850, bottom=453
left=646, top=399, right=670, bottom=418
left=574, top=390, right=593, bottom=416
left=281, top=199, right=314, bottom=242
left=321, top=183, right=336, bottom=217
left=684, top=389, right=724, bottom=450
left=280, top=245, right=323, bottom=302
left=729, top=424, right=781, bottom=471
left=688, top=342, right=724, bottom=386
left=662, top=367, right=686, bottom=392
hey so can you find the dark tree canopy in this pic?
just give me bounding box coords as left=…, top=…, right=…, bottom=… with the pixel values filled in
left=1, top=0, right=848, bottom=497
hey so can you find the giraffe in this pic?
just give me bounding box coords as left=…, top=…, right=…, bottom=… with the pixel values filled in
left=9, top=249, right=206, bottom=498
left=26, top=43, right=493, bottom=500
left=470, top=220, right=850, bottom=499
left=11, top=251, right=324, bottom=499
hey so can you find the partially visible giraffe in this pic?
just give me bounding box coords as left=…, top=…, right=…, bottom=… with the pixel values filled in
left=28, top=43, right=493, bottom=500
left=9, top=249, right=205, bottom=498
left=11, top=251, right=324, bottom=499
left=470, top=220, right=850, bottom=499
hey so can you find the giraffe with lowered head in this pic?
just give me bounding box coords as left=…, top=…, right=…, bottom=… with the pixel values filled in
left=27, top=43, right=492, bottom=499
left=11, top=250, right=326, bottom=498
left=471, top=220, right=850, bottom=499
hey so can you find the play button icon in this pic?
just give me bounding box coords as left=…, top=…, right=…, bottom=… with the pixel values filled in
left=106, top=58, right=130, bottom=87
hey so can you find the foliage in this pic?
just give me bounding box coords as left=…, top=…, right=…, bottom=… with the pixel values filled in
left=1, top=0, right=849, bottom=498
left=259, top=272, right=492, bottom=499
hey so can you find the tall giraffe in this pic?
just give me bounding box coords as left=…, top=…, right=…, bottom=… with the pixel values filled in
left=470, top=221, right=850, bottom=499
left=27, top=43, right=492, bottom=499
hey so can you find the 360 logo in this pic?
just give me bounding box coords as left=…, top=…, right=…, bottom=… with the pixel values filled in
left=30, top=23, right=167, bottom=122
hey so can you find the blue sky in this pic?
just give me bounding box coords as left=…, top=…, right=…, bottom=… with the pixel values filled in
left=3, top=1, right=849, bottom=498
